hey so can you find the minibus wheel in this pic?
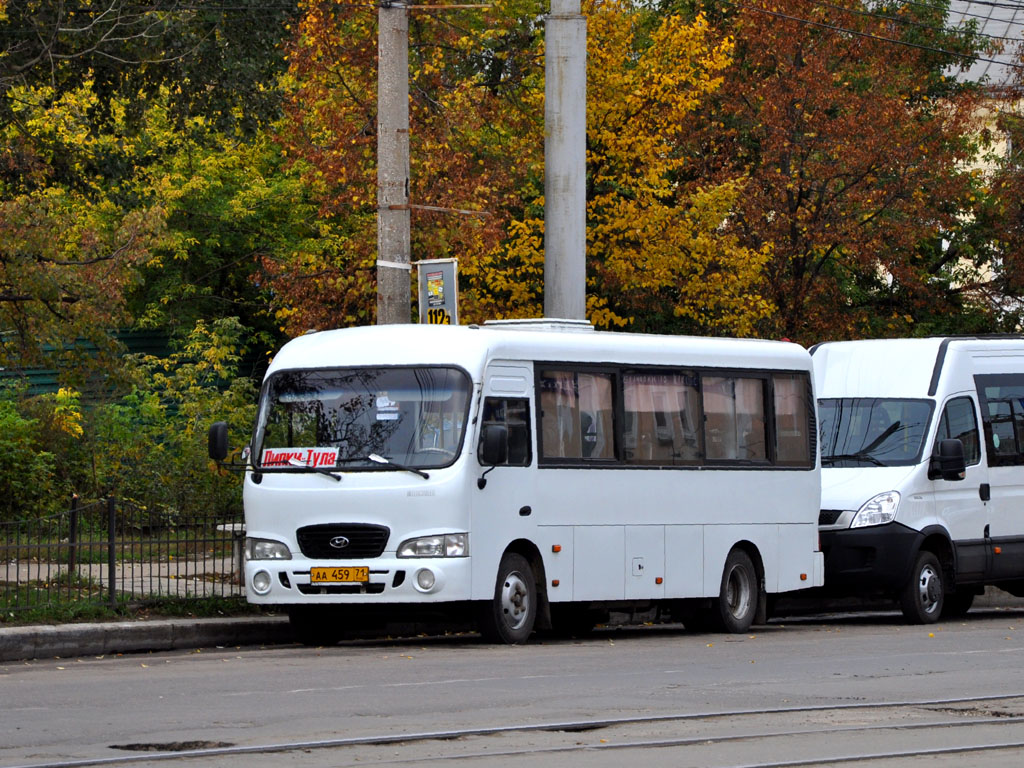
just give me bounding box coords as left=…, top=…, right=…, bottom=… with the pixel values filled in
left=477, top=552, right=537, bottom=644
left=716, top=549, right=758, bottom=633
left=899, top=551, right=944, bottom=624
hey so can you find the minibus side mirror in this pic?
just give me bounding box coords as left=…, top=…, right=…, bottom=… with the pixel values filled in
left=476, top=425, right=508, bottom=489
left=208, top=421, right=229, bottom=462
left=478, top=424, right=508, bottom=466
left=930, top=438, right=966, bottom=481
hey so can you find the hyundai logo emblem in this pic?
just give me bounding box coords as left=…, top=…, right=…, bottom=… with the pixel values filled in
left=329, top=536, right=351, bottom=549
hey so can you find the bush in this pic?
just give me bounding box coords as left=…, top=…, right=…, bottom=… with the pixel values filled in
left=1, top=318, right=257, bottom=523
left=0, top=397, right=64, bottom=520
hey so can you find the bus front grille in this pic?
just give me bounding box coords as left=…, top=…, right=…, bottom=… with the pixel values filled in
left=296, top=524, right=390, bottom=559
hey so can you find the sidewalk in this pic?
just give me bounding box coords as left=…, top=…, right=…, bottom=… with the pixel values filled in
left=3, top=588, right=1022, bottom=663
left=0, top=615, right=294, bottom=662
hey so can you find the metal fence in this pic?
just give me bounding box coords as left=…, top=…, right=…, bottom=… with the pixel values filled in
left=1, top=497, right=245, bottom=614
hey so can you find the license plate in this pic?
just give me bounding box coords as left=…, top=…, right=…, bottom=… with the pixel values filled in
left=309, top=566, right=369, bottom=583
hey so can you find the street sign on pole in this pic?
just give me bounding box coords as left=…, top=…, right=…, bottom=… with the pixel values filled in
left=416, top=258, right=459, bottom=325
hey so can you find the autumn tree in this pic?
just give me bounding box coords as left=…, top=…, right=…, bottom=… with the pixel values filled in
left=677, top=0, right=996, bottom=343
left=274, top=0, right=772, bottom=335
left=0, top=82, right=164, bottom=372
left=0, top=2, right=302, bottom=372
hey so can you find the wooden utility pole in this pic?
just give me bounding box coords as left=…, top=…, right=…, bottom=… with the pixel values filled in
left=376, top=1, right=412, bottom=324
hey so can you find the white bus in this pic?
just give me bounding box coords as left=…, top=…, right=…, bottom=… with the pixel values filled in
left=209, top=320, right=824, bottom=644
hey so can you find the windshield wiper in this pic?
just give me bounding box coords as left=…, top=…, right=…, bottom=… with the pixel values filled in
left=287, top=458, right=342, bottom=481
left=822, top=453, right=885, bottom=467
left=368, top=453, right=430, bottom=480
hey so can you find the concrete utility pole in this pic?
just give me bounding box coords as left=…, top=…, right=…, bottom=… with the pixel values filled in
left=544, top=0, right=587, bottom=321
left=377, top=1, right=412, bottom=324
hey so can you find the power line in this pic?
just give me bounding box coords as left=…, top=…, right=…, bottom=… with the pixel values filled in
left=804, top=0, right=1024, bottom=43
left=721, top=0, right=1024, bottom=72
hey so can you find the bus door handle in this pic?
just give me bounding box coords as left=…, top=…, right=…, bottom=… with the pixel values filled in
left=980, top=483, right=991, bottom=502
left=519, top=506, right=532, bottom=517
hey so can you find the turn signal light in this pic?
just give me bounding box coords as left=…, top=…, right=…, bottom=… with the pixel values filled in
left=552, top=545, right=562, bottom=553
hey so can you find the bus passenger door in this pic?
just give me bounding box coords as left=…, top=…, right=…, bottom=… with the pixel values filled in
left=470, top=364, right=541, bottom=600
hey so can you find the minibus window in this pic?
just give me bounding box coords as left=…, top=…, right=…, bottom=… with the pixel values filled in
left=622, top=371, right=702, bottom=465
left=480, top=398, right=532, bottom=466
left=975, top=376, right=1024, bottom=466
left=255, top=367, right=471, bottom=470
left=818, top=398, right=932, bottom=467
left=539, top=370, right=615, bottom=461
left=936, top=397, right=980, bottom=465
left=773, top=373, right=813, bottom=466
left=703, top=376, right=767, bottom=461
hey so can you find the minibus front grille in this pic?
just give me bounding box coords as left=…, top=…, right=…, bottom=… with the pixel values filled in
left=819, top=509, right=844, bottom=526
left=296, top=524, right=390, bottom=559
left=297, top=583, right=387, bottom=595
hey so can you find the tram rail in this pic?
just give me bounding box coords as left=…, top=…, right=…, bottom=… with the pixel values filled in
left=8, top=692, right=1024, bottom=768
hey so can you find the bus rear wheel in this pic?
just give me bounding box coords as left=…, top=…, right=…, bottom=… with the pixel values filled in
left=477, top=552, right=537, bottom=644
left=714, top=549, right=758, bottom=633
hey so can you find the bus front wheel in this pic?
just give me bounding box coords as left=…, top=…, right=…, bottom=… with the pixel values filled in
left=477, top=552, right=537, bottom=644
left=715, top=549, right=758, bottom=633
left=899, top=551, right=944, bottom=624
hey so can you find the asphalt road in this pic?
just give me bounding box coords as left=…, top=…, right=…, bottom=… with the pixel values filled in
left=4, top=604, right=1024, bottom=768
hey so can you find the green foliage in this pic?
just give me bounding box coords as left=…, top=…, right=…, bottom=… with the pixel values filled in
left=0, top=318, right=256, bottom=523
left=0, top=394, right=64, bottom=520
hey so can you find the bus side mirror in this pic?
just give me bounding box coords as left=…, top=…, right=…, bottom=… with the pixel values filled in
left=479, top=424, right=508, bottom=466
left=930, top=438, right=966, bottom=481
left=209, top=421, right=229, bottom=462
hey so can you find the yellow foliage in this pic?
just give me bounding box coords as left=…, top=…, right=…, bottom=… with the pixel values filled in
left=52, top=388, right=85, bottom=440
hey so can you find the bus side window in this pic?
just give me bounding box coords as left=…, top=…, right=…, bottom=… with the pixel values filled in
left=480, top=397, right=532, bottom=466
left=703, top=376, right=767, bottom=461
left=773, top=373, right=813, bottom=466
left=539, top=370, right=614, bottom=461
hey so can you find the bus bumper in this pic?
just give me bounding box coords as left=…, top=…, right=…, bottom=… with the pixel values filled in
left=243, top=556, right=473, bottom=605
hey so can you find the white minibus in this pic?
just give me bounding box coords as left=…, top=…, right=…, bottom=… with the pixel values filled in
left=209, top=320, right=824, bottom=643
left=812, top=337, right=1024, bottom=623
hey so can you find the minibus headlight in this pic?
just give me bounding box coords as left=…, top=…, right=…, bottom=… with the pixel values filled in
left=397, top=533, right=468, bottom=558
left=246, top=538, right=292, bottom=560
left=851, top=492, right=901, bottom=529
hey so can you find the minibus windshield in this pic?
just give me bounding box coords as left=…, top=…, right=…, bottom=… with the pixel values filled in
left=253, top=367, right=471, bottom=471
left=818, top=398, right=933, bottom=467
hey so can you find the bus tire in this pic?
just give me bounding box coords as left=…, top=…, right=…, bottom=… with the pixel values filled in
left=715, top=549, right=758, bottom=634
left=477, top=552, right=536, bottom=644
left=899, top=551, right=944, bottom=624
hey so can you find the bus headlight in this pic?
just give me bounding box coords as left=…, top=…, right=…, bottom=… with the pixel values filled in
left=246, top=538, right=292, bottom=560
left=397, top=533, right=468, bottom=558
left=851, top=492, right=900, bottom=529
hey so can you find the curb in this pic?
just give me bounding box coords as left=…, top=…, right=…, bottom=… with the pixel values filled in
left=0, top=616, right=294, bottom=662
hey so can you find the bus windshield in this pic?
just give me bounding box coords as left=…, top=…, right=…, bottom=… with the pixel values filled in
left=818, top=398, right=933, bottom=467
left=254, top=367, right=471, bottom=470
